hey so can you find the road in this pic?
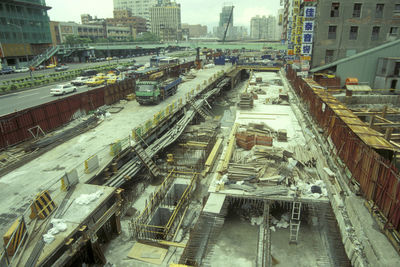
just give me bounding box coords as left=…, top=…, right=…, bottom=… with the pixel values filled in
left=0, top=83, right=99, bottom=116
left=0, top=55, right=154, bottom=116
left=0, top=53, right=197, bottom=116
left=0, top=57, right=138, bottom=82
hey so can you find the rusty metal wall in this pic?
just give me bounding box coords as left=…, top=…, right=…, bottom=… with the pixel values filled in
left=286, top=66, right=400, bottom=232
left=0, top=81, right=134, bottom=149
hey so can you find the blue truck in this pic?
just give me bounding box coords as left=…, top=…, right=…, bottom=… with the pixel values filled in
left=135, top=71, right=182, bottom=105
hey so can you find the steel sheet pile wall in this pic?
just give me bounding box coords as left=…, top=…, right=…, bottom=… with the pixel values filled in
left=286, top=66, right=400, bottom=233
left=0, top=81, right=134, bottom=149
left=104, top=79, right=134, bottom=105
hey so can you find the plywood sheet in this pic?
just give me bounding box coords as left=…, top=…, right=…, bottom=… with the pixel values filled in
left=127, top=242, right=168, bottom=265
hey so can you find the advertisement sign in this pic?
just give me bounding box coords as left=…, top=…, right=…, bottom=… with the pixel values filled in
left=303, top=21, right=315, bottom=32
left=294, top=45, right=302, bottom=55
left=302, top=33, right=313, bottom=43
left=304, top=7, right=316, bottom=18
left=301, top=44, right=313, bottom=55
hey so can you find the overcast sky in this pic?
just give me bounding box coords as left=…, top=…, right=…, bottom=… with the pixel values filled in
left=47, top=0, right=281, bottom=29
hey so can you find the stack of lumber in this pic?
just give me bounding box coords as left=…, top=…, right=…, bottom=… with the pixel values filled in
left=227, top=163, right=261, bottom=181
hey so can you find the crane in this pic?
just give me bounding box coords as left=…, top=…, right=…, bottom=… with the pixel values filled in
left=222, top=5, right=234, bottom=44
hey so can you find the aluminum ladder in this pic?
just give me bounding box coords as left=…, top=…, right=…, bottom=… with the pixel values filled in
left=289, top=201, right=302, bottom=244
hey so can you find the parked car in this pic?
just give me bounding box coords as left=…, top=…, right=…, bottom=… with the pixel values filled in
left=46, top=64, right=57, bottom=69
left=71, top=76, right=89, bottom=86
left=0, top=67, right=14, bottom=75
left=55, top=65, right=69, bottom=72
left=35, top=65, right=45, bottom=70
left=14, top=67, right=30, bottom=73
left=50, top=84, right=77, bottom=96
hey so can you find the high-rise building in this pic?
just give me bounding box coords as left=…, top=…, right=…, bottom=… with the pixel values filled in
left=266, top=16, right=277, bottom=41
left=0, top=0, right=52, bottom=66
left=250, top=16, right=267, bottom=40
left=150, top=1, right=181, bottom=41
left=113, top=0, right=157, bottom=27
left=250, top=15, right=277, bottom=40
left=216, top=5, right=234, bottom=40
left=311, top=0, right=400, bottom=67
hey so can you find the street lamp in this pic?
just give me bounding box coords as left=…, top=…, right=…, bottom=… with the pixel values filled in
left=7, top=22, right=29, bottom=67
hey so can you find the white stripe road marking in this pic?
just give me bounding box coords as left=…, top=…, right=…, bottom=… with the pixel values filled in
left=0, top=93, right=18, bottom=98
left=17, top=92, right=39, bottom=98
left=40, top=95, right=52, bottom=99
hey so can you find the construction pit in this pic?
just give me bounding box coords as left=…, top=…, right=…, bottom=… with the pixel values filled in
left=1, top=64, right=400, bottom=267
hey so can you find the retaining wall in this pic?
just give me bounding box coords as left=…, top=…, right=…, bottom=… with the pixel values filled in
left=287, top=66, right=400, bottom=233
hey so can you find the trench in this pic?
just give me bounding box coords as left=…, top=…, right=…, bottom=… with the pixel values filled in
left=98, top=70, right=351, bottom=267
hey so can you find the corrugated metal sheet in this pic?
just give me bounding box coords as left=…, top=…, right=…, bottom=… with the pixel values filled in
left=0, top=77, right=136, bottom=149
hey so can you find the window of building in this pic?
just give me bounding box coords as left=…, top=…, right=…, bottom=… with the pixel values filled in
left=328, top=25, right=337, bottom=39
left=390, top=27, right=399, bottom=36
left=353, top=3, right=362, bottom=18
left=394, top=62, right=400, bottom=76
left=376, top=4, right=384, bottom=18
left=325, top=50, right=334, bottom=63
left=395, top=4, right=400, bottom=14
left=331, top=3, right=340, bottom=17
left=349, top=26, right=358, bottom=40
left=371, top=26, right=380, bottom=40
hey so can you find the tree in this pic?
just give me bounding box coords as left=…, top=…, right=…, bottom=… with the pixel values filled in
left=136, top=32, right=159, bottom=42
left=64, top=35, right=92, bottom=45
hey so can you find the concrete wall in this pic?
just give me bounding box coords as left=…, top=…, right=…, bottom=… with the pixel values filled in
left=334, top=43, right=400, bottom=86
left=312, top=0, right=400, bottom=68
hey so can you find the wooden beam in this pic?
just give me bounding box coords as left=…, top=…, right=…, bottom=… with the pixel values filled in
left=353, top=111, right=400, bottom=116
left=374, top=115, right=393, bottom=124
left=374, top=123, right=400, bottom=128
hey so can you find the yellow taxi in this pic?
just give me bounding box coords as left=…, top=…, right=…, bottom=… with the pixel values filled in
left=96, top=73, right=107, bottom=79
left=107, top=77, right=117, bottom=85
left=45, top=64, right=57, bottom=69
left=85, top=77, right=105, bottom=87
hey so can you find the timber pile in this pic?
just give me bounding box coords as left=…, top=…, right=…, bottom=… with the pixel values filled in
left=227, top=163, right=262, bottom=181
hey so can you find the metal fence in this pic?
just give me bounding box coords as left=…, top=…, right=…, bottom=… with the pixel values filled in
left=286, top=66, right=400, bottom=233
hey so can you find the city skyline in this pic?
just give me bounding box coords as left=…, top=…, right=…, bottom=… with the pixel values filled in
left=46, top=0, right=281, bottom=30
